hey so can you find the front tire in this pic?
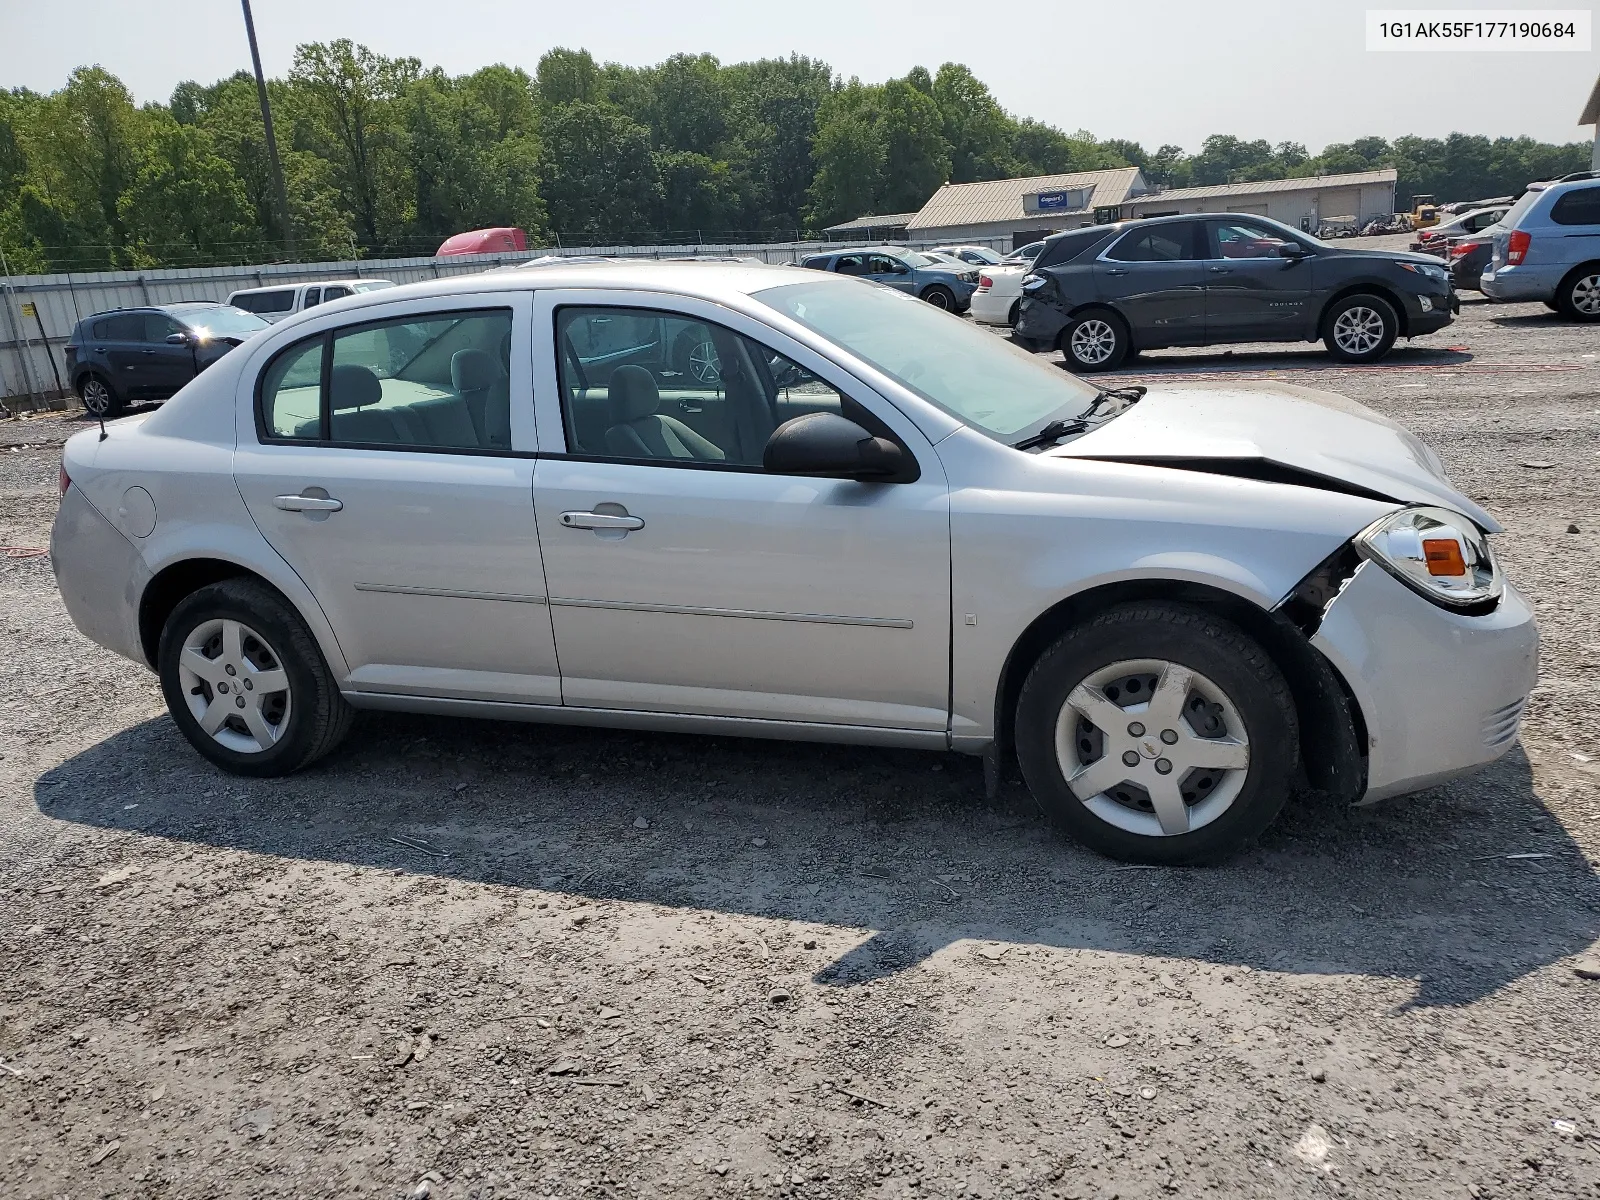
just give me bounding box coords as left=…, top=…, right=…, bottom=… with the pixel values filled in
left=78, top=373, right=121, bottom=418
left=158, top=579, right=353, bottom=777
left=1014, top=602, right=1298, bottom=864
left=1060, top=309, right=1129, bottom=372
left=921, top=285, right=955, bottom=311
left=1322, top=294, right=1398, bottom=362
left=1555, top=266, right=1600, bottom=321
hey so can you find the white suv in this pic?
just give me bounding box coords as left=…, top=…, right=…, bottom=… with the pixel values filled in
left=226, top=279, right=395, bottom=323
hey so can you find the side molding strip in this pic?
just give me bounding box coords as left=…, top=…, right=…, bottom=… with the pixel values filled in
left=548, top=596, right=913, bottom=629
left=354, top=583, right=548, bottom=605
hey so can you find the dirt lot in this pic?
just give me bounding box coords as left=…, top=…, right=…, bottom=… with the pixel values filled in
left=2, top=294, right=1598, bottom=1200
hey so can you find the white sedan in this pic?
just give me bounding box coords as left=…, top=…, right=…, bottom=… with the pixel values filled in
left=970, top=263, right=1030, bottom=326
left=52, top=262, right=1536, bottom=864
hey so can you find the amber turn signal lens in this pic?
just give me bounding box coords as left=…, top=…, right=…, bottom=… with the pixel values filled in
left=1422, top=537, right=1467, bottom=577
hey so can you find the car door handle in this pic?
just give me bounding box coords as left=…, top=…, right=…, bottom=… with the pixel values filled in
left=1104, top=268, right=1128, bottom=276
left=141, top=349, right=156, bottom=355
left=1209, top=266, right=1231, bottom=274
left=273, top=494, right=343, bottom=512
left=560, top=510, right=644, bottom=531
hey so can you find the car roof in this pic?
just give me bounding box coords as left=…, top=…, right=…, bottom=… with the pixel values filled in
left=227, top=280, right=388, bottom=292
left=253, top=260, right=854, bottom=320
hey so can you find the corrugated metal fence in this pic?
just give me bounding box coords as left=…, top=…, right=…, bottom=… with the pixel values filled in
left=0, top=236, right=1012, bottom=410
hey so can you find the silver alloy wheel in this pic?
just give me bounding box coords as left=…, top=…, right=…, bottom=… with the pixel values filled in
left=80, top=377, right=111, bottom=416
left=1069, top=319, right=1117, bottom=365
left=687, top=339, right=722, bottom=384
left=1054, top=658, right=1250, bottom=838
left=177, top=618, right=292, bottom=754
left=1571, top=273, right=1600, bottom=315
left=1331, top=305, right=1386, bottom=355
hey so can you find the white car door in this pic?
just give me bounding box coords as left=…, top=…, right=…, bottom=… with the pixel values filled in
left=233, top=290, right=562, bottom=703
left=530, top=288, right=952, bottom=734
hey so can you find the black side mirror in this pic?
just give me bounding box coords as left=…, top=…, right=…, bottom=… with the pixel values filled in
left=763, top=413, right=906, bottom=481
left=165, top=331, right=190, bottom=345
left=1277, top=242, right=1308, bottom=259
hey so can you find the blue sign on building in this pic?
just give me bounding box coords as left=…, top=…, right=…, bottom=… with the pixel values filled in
left=1035, top=191, right=1075, bottom=210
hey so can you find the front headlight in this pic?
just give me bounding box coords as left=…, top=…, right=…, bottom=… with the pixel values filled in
left=1355, top=505, right=1502, bottom=610
left=1397, top=261, right=1447, bottom=283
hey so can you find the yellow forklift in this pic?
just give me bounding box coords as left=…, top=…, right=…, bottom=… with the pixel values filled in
left=1408, top=194, right=1440, bottom=229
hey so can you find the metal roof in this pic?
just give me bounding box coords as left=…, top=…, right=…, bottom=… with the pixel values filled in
left=1126, top=169, right=1398, bottom=206
left=1581, top=72, right=1600, bottom=126
left=823, top=212, right=921, bottom=233
left=906, top=167, right=1144, bottom=231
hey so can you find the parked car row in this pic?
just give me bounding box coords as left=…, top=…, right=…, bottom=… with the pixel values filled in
left=1480, top=173, right=1600, bottom=319
left=797, top=247, right=979, bottom=311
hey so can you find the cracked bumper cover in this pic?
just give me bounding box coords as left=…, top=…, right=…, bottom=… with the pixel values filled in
left=1312, top=560, right=1538, bottom=803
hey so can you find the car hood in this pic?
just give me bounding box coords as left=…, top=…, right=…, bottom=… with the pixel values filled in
left=1321, top=246, right=1441, bottom=268
left=1046, top=380, right=1501, bottom=533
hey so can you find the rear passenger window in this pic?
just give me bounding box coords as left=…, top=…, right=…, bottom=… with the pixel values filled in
left=1550, top=187, right=1600, bottom=226
left=260, top=337, right=326, bottom=440
left=1034, top=230, right=1111, bottom=270
left=1107, top=223, right=1200, bottom=262
left=328, top=310, right=512, bottom=449
left=256, top=309, right=514, bottom=450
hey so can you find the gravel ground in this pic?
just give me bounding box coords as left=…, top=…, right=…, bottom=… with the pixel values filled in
left=1, top=295, right=1598, bottom=1200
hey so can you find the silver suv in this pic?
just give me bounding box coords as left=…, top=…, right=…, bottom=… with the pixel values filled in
left=1481, top=174, right=1600, bottom=319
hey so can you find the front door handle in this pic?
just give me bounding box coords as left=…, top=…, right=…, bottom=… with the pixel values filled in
left=560, top=510, right=644, bottom=531
left=1209, top=266, right=1230, bottom=274
left=274, top=493, right=344, bottom=512
left=1104, top=268, right=1128, bottom=276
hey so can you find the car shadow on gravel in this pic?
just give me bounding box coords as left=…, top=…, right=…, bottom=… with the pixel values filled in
left=1062, top=345, right=1475, bottom=378
left=36, top=712, right=1598, bottom=1010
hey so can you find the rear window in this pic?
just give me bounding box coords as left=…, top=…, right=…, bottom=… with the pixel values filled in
left=1034, top=229, right=1113, bottom=270
left=1550, top=186, right=1600, bottom=227
left=232, top=288, right=296, bottom=314
left=800, top=256, right=831, bottom=270
left=92, top=314, right=146, bottom=340
left=1500, top=186, right=1544, bottom=228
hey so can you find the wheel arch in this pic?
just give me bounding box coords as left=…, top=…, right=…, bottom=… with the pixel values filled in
left=1555, top=260, right=1600, bottom=312
left=1318, top=283, right=1410, bottom=338
left=990, top=577, right=1366, bottom=803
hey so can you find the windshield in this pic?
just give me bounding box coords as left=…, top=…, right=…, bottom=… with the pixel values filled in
left=899, top=251, right=933, bottom=267
left=181, top=306, right=270, bottom=338
left=753, top=279, right=1100, bottom=439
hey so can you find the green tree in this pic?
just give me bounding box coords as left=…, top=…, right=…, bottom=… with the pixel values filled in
left=538, top=102, right=659, bottom=240
left=931, top=63, right=1013, bottom=183
left=537, top=48, right=601, bottom=108
left=121, top=115, right=254, bottom=265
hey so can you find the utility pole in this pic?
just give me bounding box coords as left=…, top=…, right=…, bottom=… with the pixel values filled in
left=241, top=0, right=295, bottom=261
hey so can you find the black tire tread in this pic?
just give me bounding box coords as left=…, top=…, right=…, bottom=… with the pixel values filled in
left=1555, top=263, right=1600, bottom=322
left=1014, top=601, right=1298, bottom=865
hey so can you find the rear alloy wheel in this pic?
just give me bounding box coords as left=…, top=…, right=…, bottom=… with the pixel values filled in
left=159, top=578, right=353, bottom=776
left=1322, top=294, right=1397, bottom=363
left=921, top=285, right=955, bottom=310
left=1557, top=268, right=1600, bottom=322
left=1015, top=602, right=1297, bottom=864
left=1060, top=310, right=1128, bottom=372
left=78, top=374, right=120, bottom=418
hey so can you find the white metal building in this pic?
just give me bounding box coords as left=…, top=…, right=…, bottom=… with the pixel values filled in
left=1123, top=169, right=1399, bottom=229
left=904, top=167, right=1147, bottom=248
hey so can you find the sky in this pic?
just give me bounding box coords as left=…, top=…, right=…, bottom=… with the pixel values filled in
left=2, top=0, right=1596, bottom=152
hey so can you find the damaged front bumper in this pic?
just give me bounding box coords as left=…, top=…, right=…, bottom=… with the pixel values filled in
left=1311, top=559, right=1539, bottom=803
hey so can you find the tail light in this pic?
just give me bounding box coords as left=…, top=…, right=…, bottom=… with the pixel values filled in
left=1449, top=243, right=1474, bottom=258
left=1506, top=229, right=1531, bottom=265
left=59, top=461, right=71, bottom=496
left=978, top=274, right=993, bottom=289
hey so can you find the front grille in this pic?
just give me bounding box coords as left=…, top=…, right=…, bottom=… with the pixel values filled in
left=1482, top=698, right=1525, bottom=749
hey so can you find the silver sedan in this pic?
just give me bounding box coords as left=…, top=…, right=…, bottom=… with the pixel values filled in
left=51, top=263, right=1537, bottom=864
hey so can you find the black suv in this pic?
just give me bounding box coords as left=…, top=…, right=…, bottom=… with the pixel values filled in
left=1014, top=213, right=1458, bottom=371
left=64, top=302, right=270, bottom=416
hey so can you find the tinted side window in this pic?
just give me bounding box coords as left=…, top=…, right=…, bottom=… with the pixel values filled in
left=260, top=336, right=326, bottom=440
left=835, top=254, right=869, bottom=276
left=1106, top=223, right=1199, bottom=262
left=235, top=289, right=296, bottom=314
left=1035, top=230, right=1112, bottom=270
left=102, top=314, right=146, bottom=340
left=800, top=257, right=830, bottom=270
left=1212, top=221, right=1294, bottom=259
left=301, top=287, right=323, bottom=309
left=328, top=309, right=513, bottom=449
left=144, top=314, right=182, bottom=341
left=1550, top=187, right=1600, bottom=226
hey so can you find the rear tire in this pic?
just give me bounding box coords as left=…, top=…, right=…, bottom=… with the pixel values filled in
left=1059, top=309, right=1129, bottom=372
left=1006, top=300, right=1020, bottom=327
left=921, top=285, right=955, bottom=310
left=1555, top=266, right=1600, bottom=321
left=1014, top=602, right=1298, bottom=865
left=1322, top=293, right=1398, bottom=363
left=77, top=373, right=121, bottom=418
left=158, top=579, right=353, bottom=777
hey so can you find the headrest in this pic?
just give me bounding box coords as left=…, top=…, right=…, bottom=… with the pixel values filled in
left=329, top=363, right=382, bottom=410
left=451, top=348, right=495, bottom=393
left=608, top=365, right=660, bottom=423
